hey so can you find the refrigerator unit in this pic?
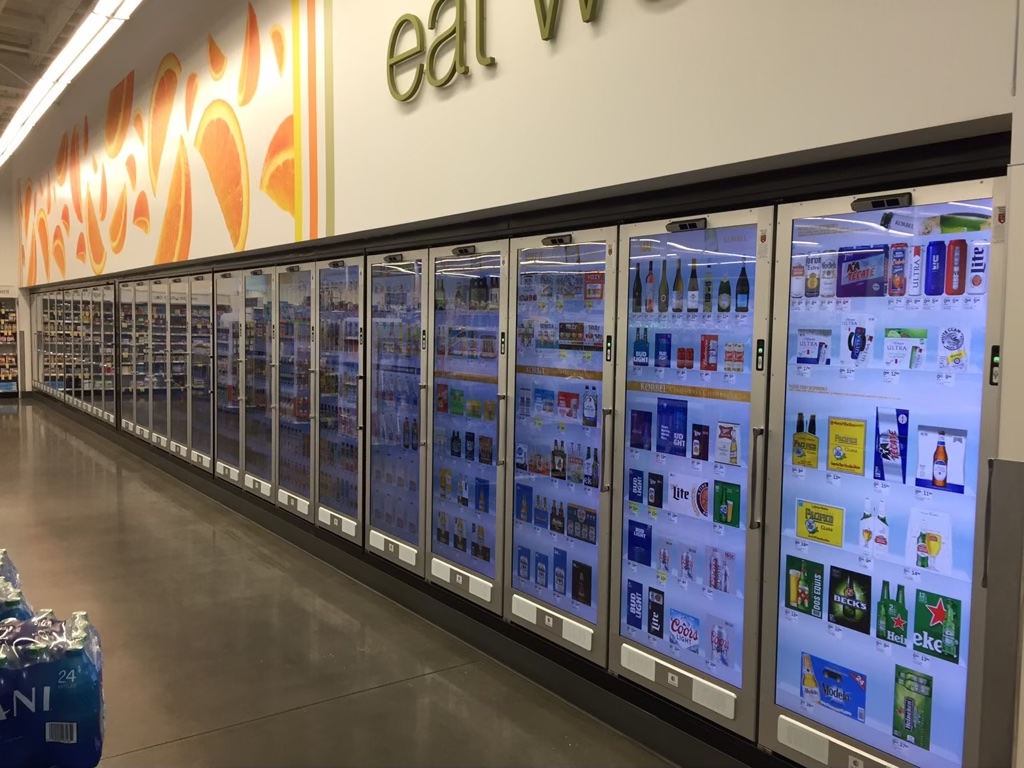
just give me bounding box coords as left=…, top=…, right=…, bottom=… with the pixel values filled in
left=316, top=257, right=364, bottom=542
left=133, top=281, right=152, bottom=441
left=189, top=274, right=214, bottom=470
left=169, top=280, right=190, bottom=458
left=68, top=290, right=83, bottom=408
left=504, top=228, right=617, bottom=664
left=150, top=279, right=170, bottom=449
left=215, top=271, right=244, bottom=485
left=0, top=291, right=17, bottom=395
left=243, top=268, right=275, bottom=500
left=366, top=250, right=428, bottom=574
left=609, top=209, right=774, bottom=737
left=276, top=263, right=316, bottom=519
left=758, top=180, right=1011, bottom=768
left=426, top=240, right=510, bottom=613
left=119, top=283, right=135, bottom=432
left=101, top=285, right=115, bottom=424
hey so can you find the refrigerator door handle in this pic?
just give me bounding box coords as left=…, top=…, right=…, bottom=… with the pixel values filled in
left=748, top=427, right=764, bottom=530
left=496, top=393, right=507, bottom=467
left=357, top=374, right=365, bottom=432
left=600, top=407, right=613, bottom=492
left=982, top=457, right=995, bottom=588
left=418, top=383, right=428, bottom=447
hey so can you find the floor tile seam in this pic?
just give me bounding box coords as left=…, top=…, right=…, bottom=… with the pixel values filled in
left=99, top=659, right=481, bottom=760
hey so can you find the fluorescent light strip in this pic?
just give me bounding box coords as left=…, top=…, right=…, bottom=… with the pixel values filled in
left=0, top=0, right=143, bottom=168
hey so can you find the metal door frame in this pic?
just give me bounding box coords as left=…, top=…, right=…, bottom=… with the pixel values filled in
left=365, top=249, right=430, bottom=576
left=502, top=225, right=618, bottom=666
left=425, top=238, right=511, bottom=615
left=607, top=207, right=775, bottom=739
left=274, top=261, right=316, bottom=520
left=315, top=255, right=365, bottom=544
left=757, top=178, right=1005, bottom=768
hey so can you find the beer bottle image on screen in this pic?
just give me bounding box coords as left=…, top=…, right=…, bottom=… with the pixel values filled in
left=894, top=665, right=933, bottom=750
left=703, top=267, right=713, bottom=312
left=645, top=262, right=656, bottom=313
left=687, top=259, right=700, bottom=313
left=925, top=241, right=946, bottom=296
left=932, top=431, right=948, bottom=487
left=945, top=239, right=967, bottom=296
left=717, top=274, right=732, bottom=312
left=735, top=266, right=750, bottom=312
left=632, top=328, right=650, bottom=367
left=658, top=261, right=670, bottom=313
left=801, top=653, right=821, bottom=707
left=632, top=266, right=643, bottom=313
left=672, top=259, right=684, bottom=312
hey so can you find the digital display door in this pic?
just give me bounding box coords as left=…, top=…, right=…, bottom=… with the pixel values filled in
left=277, top=266, right=314, bottom=518
left=190, top=275, right=214, bottom=469
left=215, top=272, right=243, bottom=483
left=243, top=271, right=275, bottom=498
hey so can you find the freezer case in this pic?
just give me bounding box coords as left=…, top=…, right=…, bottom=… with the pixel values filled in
left=366, top=251, right=428, bottom=574
left=316, top=258, right=364, bottom=542
left=504, top=228, right=617, bottom=664
left=426, top=240, right=509, bottom=613
left=276, top=264, right=315, bottom=519
left=243, top=269, right=275, bottom=500
left=609, top=209, right=773, bottom=737
left=758, top=180, right=1012, bottom=768
left=169, top=281, right=190, bottom=458
left=215, top=271, right=244, bottom=485
left=189, top=274, right=214, bottom=470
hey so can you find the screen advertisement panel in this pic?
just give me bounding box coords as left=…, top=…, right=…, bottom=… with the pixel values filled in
left=774, top=200, right=992, bottom=768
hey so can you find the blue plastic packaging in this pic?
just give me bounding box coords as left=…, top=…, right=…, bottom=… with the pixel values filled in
left=0, top=550, right=19, bottom=589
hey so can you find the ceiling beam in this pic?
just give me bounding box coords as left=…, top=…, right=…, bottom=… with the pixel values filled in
left=29, top=0, right=84, bottom=66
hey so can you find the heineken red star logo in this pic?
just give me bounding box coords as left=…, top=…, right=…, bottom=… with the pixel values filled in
left=892, top=614, right=907, bottom=631
left=926, top=597, right=948, bottom=627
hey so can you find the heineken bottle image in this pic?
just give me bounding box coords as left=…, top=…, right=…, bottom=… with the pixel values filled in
left=894, top=665, right=932, bottom=750
left=876, top=581, right=908, bottom=646
left=914, top=589, right=961, bottom=663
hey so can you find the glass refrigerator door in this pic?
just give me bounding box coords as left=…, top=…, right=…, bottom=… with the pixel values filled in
left=243, top=270, right=275, bottom=499
left=190, top=275, right=214, bottom=470
left=150, top=281, right=170, bottom=447
left=428, top=243, right=507, bottom=612
left=91, top=289, right=103, bottom=417
left=762, top=184, right=1001, bottom=768
left=316, top=260, right=363, bottom=541
left=277, top=265, right=314, bottom=518
left=506, top=229, right=617, bottom=663
left=215, top=272, right=243, bottom=484
left=367, top=252, right=427, bottom=573
left=78, top=291, right=91, bottom=411
left=71, top=291, right=83, bottom=406
left=134, top=282, right=152, bottom=439
left=0, top=297, right=15, bottom=394
left=169, top=284, right=190, bottom=456
left=102, top=286, right=115, bottom=424
left=119, top=285, right=134, bottom=430
left=609, top=212, right=772, bottom=737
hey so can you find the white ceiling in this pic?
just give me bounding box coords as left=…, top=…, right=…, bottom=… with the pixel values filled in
left=0, top=0, right=95, bottom=134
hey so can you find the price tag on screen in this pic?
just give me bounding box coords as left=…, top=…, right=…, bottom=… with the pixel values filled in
left=857, top=554, right=873, bottom=571
left=648, top=507, right=659, bottom=520
left=791, top=466, right=806, bottom=480
left=882, top=370, right=900, bottom=385
left=825, top=471, right=841, bottom=486
left=656, top=453, right=667, bottom=465
left=942, top=296, right=959, bottom=311
left=827, top=623, right=843, bottom=639
left=915, top=488, right=933, bottom=502
left=937, top=372, right=955, bottom=387
left=691, top=459, right=704, bottom=473
left=630, top=448, right=640, bottom=460
left=923, top=297, right=940, bottom=311
left=903, top=566, right=923, bottom=582
left=654, top=367, right=665, bottom=379
left=836, top=298, right=852, bottom=312
left=819, top=298, right=835, bottom=313
left=794, top=540, right=809, bottom=554
left=875, top=640, right=892, bottom=656
left=534, top=417, right=543, bottom=429
left=629, top=562, right=637, bottom=573
left=702, top=313, right=713, bottom=326
left=796, top=365, right=811, bottom=377
left=583, top=351, right=592, bottom=363
left=556, top=300, right=564, bottom=311
left=667, top=512, right=678, bottom=524
left=700, top=371, right=712, bottom=383
left=806, top=299, right=820, bottom=312
left=965, top=295, right=983, bottom=311
left=912, top=651, right=931, bottom=669
left=559, top=350, right=567, bottom=361
left=724, top=373, right=737, bottom=385
left=702, top=586, right=714, bottom=601
left=628, top=501, right=639, bottom=515
left=713, top=523, right=726, bottom=537
left=676, top=368, right=688, bottom=381
left=792, top=298, right=805, bottom=312
left=887, top=297, right=904, bottom=311
left=839, top=367, right=855, bottom=380
left=906, top=296, right=922, bottom=311
left=873, top=479, right=890, bottom=495
left=566, top=482, right=576, bottom=492
left=714, top=463, right=726, bottom=478
left=557, top=423, right=566, bottom=433
left=784, top=608, right=800, bottom=622
left=538, top=301, right=547, bottom=311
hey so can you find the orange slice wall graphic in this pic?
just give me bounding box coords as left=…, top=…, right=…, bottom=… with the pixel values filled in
left=134, top=111, right=144, bottom=141
left=75, top=233, right=87, bottom=263
left=69, top=127, right=82, bottom=222
left=148, top=53, right=181, bottom=193
left=238, top=4, right=260, bottom=107
left=185, top=73, right=198, bottom=130
left=99, top=165, right=108, bottom=220
left=110, top=186, right=128, bottom=254
left=52, top=227, right=66, bottom=278
left=208, top=35, right=226, bottom=80
left=133, top=191, right=150, bottom=233
left=126, top=155, right=137, bottom=189
left=26, top=227, right=36, bottom=287
left=105, top=71, right=135, bottom=158
left=61, top=205, right=70, bottom=234
left=55, top=135, right=68, bottom=185
left=155, top=140, right=191, bottom=264
left=21, top=180, right=31, bottom=236
left=260, top=116, right=294, bottom=217
left=86, top=190, right=106, bottom=275
left=83, top=115, right=89, bottom=154
left=196, top=99, right=249, bottom=251
left=36, top=210, right=50, bottom=282
left=270, top=24, right=285, bottom=76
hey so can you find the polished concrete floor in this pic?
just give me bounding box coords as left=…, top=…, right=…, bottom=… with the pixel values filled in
left=0, top=403, right=669, bottom=767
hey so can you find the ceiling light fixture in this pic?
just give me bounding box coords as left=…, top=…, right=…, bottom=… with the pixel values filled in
left=0, top=0, right=144, bottom=166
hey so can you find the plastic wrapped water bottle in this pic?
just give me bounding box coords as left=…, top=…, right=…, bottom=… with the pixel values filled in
left=0, top=583, right=31, bottom=622
left=0, top=550, right=18, bottom=589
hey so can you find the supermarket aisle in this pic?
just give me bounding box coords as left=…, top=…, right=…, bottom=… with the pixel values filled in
left=1, top=404, right=668, bottom=768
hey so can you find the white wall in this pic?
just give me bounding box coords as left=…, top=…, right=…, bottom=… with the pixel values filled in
left=334, top=0, right=1018, bottom=234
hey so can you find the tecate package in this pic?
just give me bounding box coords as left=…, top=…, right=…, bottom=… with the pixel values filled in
left=873, top=408, right=909, bottom=484
left=0, top=612, right=104, bottom=768
left=0, top=551, right=19, bottom=589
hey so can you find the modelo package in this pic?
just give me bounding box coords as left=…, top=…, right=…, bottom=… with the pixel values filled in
left=837, top=245, right=889, bottom=298
left=801, top=652, right=867, bottom=723
left=915, top=425, right=967, bottom=494
left=656, top=398, right=688, bottom=457
left=873, top=408, right=909, bottom=483
left=0, top=612, right=105, bottom=768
